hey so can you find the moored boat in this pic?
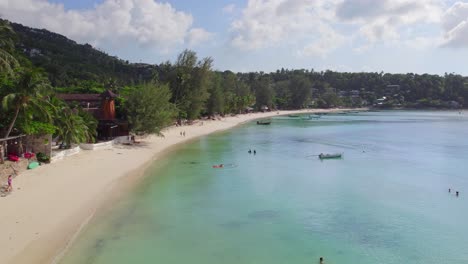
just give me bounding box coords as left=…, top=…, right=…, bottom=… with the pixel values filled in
left=288, top=114, right=300, bottom=118
left=301, top=115, right=320, bottom=120
left=318, top=153, right=342, bottom=159
left=257, top=120, right=271, bottom=125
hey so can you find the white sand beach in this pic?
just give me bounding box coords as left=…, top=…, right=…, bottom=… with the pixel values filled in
left=0, top=109, right=358, bottom=264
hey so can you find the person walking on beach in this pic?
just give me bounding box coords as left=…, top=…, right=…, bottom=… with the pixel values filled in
left=5, top=175, right=13, bottom=193
left=183, top=131, right=186, bottom=137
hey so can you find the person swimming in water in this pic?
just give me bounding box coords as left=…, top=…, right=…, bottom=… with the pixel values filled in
left=253, top=150, right=256, bottom=155
left=248, top=149, right=252, bottom=154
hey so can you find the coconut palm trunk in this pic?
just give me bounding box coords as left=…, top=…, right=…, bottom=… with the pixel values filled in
left=0, top=104, right=20, bottom=162
left=4, top=104, right=21, bottom=140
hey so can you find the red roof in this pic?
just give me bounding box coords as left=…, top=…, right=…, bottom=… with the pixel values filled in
left=57, top=94, right=101, bottom=101
left=99, top=90, right=118, bottom=98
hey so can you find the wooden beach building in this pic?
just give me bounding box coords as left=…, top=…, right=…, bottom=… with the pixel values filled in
left=57, top=90, right=129, bottom=140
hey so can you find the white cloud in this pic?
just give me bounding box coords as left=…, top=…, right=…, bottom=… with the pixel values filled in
left=300, top=25, right=346, bottom=57
left=222, top=4, right=236, bottom=14
left=229, top=0, right=343, bottom=56
left=441, top=1, right=468, bottom=48
left=0, top=0, right=212, bottom=52
left=187, top=28, right=214, bottom=46
left=359, top=20, right=400, bottom=43
left=403, top=36, right=440, bottom=49
left=229, top=0, right=447, bottom=56
left=336, top=0, right=444, bottom=44
left=336, top=0, right=442, bottom=23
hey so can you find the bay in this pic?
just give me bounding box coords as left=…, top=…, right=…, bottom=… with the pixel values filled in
left=60, top=111, right=468, bottom=264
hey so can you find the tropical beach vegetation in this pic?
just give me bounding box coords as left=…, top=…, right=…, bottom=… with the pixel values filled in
left=0, top=11, right=467, bottom=264
left=1, top=18, right=468, bottom=154
left=125, top=82, right=176, bottom=135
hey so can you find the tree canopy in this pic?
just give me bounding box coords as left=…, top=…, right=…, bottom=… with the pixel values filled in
left=1, top=18, right=468, bottom=154
left=125, top=82, right=177, bottom=135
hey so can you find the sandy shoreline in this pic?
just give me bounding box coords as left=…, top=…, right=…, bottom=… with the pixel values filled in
left=0, top=108, right=362, bottom=264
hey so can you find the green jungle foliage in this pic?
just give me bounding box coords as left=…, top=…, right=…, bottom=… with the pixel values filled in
left=10, top=20, right=468, bottom=113
left=1, top=18, right=468, bottom=149
left=1, top=20, right=100, bottom=149
left=125, top=82, right=177, bottom=135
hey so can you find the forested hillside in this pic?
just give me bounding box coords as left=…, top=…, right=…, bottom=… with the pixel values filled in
left=3, top=18, right=468, bottom=156
left=11, top=22, right=156, bottom=88
left=8, top=19, right=468, bottom=110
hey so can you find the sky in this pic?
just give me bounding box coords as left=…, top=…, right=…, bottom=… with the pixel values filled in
left=1, top=0, right=468, bottom=75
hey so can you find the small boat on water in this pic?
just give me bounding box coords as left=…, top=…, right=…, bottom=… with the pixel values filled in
left=288, top=114, right=300, bottom=118
left=301, top=115, right=321, bottom=120
left=257, top=120, right=271, bottom=125
left=318, top=153, right=342, bottom=159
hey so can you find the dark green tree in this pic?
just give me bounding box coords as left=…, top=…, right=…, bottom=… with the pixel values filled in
left=50, top=97, right=97, bottom=147
left=125, top=82, right=177, bottom=135
left=170, top=50, right=212, bottom=120
left=1, top=68, right=53, bottom=140
left=253, top=75, right=274, bottom=110
left=206, top=72, right=224, bottom=115
left=289, top=75, right=312, bottom=109
left=0, top=20, right=19, bottom=75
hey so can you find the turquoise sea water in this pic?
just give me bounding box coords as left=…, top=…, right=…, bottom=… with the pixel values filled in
left=60, top=111, right=468, bottom=264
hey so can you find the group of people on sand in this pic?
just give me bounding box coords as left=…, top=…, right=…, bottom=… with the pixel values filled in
left=180, top=131, right=186, bottom=137
left=448, top=188, right=460, bottom=197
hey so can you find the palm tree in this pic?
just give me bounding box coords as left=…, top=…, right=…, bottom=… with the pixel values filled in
left=77, top=108, right=98, bottom=143
left=0, top=20, right=19, bottom=75
left=2, top=69, right=53, bottom=140
left=50, top=97, right=98, bottom=147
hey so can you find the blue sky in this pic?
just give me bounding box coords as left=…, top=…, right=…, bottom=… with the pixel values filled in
left=2, top=0, right=468, bottom=75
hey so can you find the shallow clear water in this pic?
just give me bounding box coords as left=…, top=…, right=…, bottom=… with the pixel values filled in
left=61, top=111, right=468, bottom=264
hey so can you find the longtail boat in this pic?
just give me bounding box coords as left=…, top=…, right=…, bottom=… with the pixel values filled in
left=257, top=120, right=271, bottom=125
left=318, top=153, right=342, bottom=159
left=301, top=115, right=321, bottom=120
